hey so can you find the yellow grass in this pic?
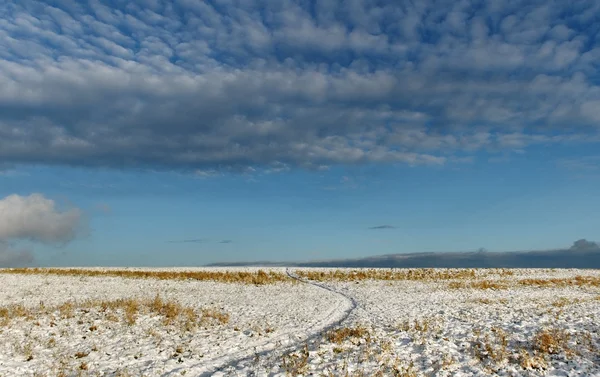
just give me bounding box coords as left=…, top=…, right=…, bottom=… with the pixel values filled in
left=518, top=276, right=600, bottom=288
left=296, top=268, right=477, bottom=282
left=0, top=295, right=229, bottom=330
left=533, top=328, right=571, bottom=355
left=0, top=268, right=290, bottom=285
left=448, top=279, right=509, bottom=290
left=281, top=344, right=310, bottom=375
left=326, top=325, right=371, bottom=344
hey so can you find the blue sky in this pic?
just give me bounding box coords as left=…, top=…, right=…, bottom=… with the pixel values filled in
left=0, top=0, right=599, bottom=266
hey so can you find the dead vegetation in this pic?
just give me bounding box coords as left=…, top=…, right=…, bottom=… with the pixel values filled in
left=281, top=325, right=419, bottom=377
left=449, top=280, right=509, bottom=290
left=0, top=295, right=229, bottom=330
left=533, top=327, right=572, bottom=355
left=296, top=268, right=477, bottom=282
left=517, top=327, right=585, bottom=371
left=470, top=325, right=598, bottom=372
left=326, top=325, right=371, bottom=344
left=1, top=295, right=231, bottom=375
left=471, top=298, right=509, bottom=305
left=297, top=268, right=600, bottom=292
left=0, top=268, right=290, bottom=285
left=518, top=275, right=600, bottom=288
left=281, top=344, right=310, bottom=375
left=551, top=297, right=584, bottom=308
left=473, top=327, right=510, bottom=365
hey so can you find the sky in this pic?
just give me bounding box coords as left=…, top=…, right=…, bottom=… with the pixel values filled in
left=0, top=0, right=599, bottom=267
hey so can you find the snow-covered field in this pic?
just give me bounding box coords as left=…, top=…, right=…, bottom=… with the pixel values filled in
left=0, top=268, right=599, bottom=376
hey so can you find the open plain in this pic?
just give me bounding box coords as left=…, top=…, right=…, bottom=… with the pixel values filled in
left=0, top=268, right=599, bottom=377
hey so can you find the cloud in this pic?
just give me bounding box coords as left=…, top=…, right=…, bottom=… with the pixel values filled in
left=168, top=238, right=233, bottom=244
left=0, top=242, right=34, bottom=267
left=557, top=156, right=600, bottom=172
left=0, top=169, right=27, bottom=177
left=369, top=225, right=396, bottom=230
left=194, top=170, right=222, bottom=178
left=570, top=239, right=599, bottom=251
left=167, top=238, right=234, bottom=244
left=0, top=1, right=599, bottom=172
left=0, top=194, right=86, bottom=245
left=167, top=239, right=206, bottom=244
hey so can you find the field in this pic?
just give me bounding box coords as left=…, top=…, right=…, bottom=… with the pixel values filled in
left=0, top=268, right=599, bottom=376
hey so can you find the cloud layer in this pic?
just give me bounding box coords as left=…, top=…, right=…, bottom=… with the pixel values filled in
left=1, top=0, right=599, bottom=171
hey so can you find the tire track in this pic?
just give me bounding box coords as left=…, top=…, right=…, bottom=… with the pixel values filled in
left=166, top=268, right=357, bottom=376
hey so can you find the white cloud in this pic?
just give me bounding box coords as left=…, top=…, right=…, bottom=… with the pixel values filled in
left=0, top=194, right=86, bottom=245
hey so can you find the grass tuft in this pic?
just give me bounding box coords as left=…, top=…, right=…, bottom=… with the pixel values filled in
left=327, top=325, right=371, bottom=344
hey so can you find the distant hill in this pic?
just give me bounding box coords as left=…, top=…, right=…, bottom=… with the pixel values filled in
left=206, top=239, right=600, bottom=268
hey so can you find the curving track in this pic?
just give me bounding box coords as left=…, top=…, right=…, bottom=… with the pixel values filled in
left=164, top=268, right=357, bottom=376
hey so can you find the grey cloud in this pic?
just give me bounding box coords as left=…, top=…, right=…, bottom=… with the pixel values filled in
left=167, top=238, right=233, bottom=244
left=0, top=193, right=84, bottom=267
left=0, top=194, right=86, bottom=245
left=0, top=0, right=599, bottom=172
left=570, top=239, right=599, bottom=251
left=0, top=242, right=34, bottom=267
left=369, top=225, right=396, bottom=230
left=167, top=239, right=206, bottom=244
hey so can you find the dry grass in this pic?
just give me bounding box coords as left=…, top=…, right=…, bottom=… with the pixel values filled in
left=398, top=317, right=444, bottom=334
left=200, top=307, right=230, bottom=326
left=74, top=351, right=89, bottom=359
left=283, top=326, right=420, bottom=377
left=449, top=280, right=508, bottom=290
left=0, top=295, right=229, bottom=330
left=326, top=325, right=371, bottom=344
left=518, top=349, right=547, bottom=370
left=533, top=328, right=571, bottom=355
left=471, top=325, right=598, bottom=372
left=519, top=275, right=600, bottom=288
left=0, top=268, right=290, bottom=285
left=0, top=304, right=33, bottom=325
left=551, top=297, right=583, bottom=308
left=297, top=268, right=477, bottom=282
left=471, top=298, right=509, bottom=305
left=0, top=295, right=231, bottom=375
left=281, top=344, right=310, bottom=376
left=473, top=326, right=510, bottom=365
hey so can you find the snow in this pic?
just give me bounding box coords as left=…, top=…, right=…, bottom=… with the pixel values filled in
left=0, top=268, right=599, bottom=376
